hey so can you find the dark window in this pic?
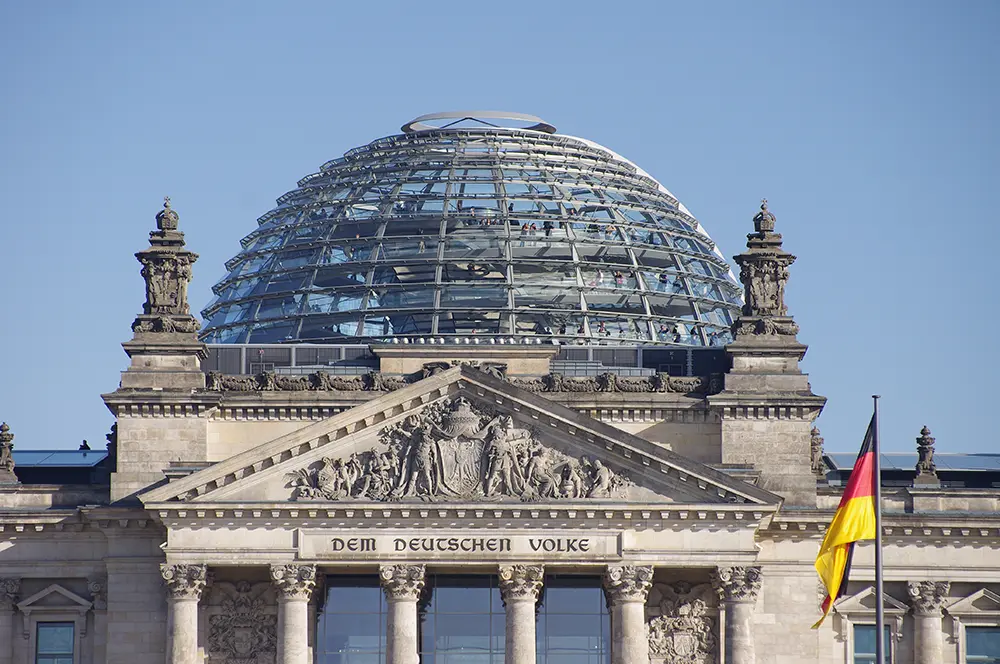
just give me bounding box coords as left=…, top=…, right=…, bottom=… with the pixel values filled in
left=968, top=626, right=1000, bottom=663
left=420, top=575, right=505, bottom=663
left=536, top=576, right=610, bottom=664
left=36, top=622, right=74, bottom=664
left=854, top=625, right=891, bottom=664
left=317, top=576, right=386, bottom=664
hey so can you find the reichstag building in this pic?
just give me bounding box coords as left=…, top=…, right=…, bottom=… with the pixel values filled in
left=1, top=111, right=997, bottom=664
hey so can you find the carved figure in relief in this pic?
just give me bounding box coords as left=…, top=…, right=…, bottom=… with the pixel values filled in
left=647, top=581, right=717, bottom=664
left=286, top=397, right=631, bottom=502
left=207, top=581, right=276, bottom=664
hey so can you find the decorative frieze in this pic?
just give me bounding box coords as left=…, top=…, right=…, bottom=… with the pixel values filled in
left=269, top=565, right=316, bottom=601
left=603, top=564, right=654, bottom=604
left=712, top=566, right=761, bottom=603
left=207, top=581, right=277, bottom=664
left=647, top=581, right=717, bottom=664
left=379, top=564, right=426, bottom=601
left=907, top=581, right=950, bottom=615
left=206, top=368, right=722, bottom=396
left=498, top=565, right=544, bottom=604
left=286, top=396, right=630, bottom=502
left=161, top=564, right=209, bottom=600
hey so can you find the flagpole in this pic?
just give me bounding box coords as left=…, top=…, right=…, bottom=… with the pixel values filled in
left=873, top=395, right=885, bottom=664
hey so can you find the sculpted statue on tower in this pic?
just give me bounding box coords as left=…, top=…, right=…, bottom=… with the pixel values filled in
left=130, top=197, right=201, bottom=335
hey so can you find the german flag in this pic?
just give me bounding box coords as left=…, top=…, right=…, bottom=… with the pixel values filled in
left=812, top=415, right=878, bottom=628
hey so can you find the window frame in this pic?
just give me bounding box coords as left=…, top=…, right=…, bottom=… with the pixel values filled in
left=833, top=587, right=907, bottom=664
left=34, top=622, right=76, bottom=664
left=945, top=589, right=1000, bottom=663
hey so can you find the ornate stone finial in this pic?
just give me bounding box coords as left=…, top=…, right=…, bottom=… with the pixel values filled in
left=0, top=423, right=16, bottom=481
left=712, top=566, right=762, bottom=603
left=753, top=199, right=776, bottom=233
left=914, top=426, right=939, bottom=486
left=161, top=564, right=209, bottom=600
left=269, top=564, right=316, bottom=601
left=379, top=564, right=426, bottom=601
left=88, top=576, right=108, bottom=610
left=130, top=198, right=201, bottom=336
left=0, top=577, right=21, bottom=611
left=603, top=564, right=654, bottom=605
left=906, top=581, right=950, bottom=615
left=810, top=427, right=826, bottom=478
left=731, top=199, right=800, bottom=339
left=498, top=564, right=544, bottom=605
left=156, top=196, right=180, bottom=231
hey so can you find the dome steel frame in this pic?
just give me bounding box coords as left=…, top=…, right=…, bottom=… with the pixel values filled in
left=200, top=120, right=743, bottom=347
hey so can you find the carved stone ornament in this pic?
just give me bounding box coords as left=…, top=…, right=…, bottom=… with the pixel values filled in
left=161, top=564, right=209, bottom=600
left=208, top=581, right=277, bottom=664
left=604, top=564, right=654, bottom=604
left=712, top=566, right=762, bottom=603
left=647, top=581, right=717, bottom=664
left=379, top=564, right=426, bottom=601
left=810, top=427, right=826, bottom=477
left=731, top=200, right=799, bottom=338
left=131, top=197, right=201, bottom=335
left=907, top=581, right=950, bottom=615
left=269, top=565, right=316, bottom=601
left=915, top=426, right=937, bottom=477
left=87, top=576, right=108, bottom=611
left=0, top=577, right=20, bottom=611
left=286, top=397, right=631, bottom=502
left=0, top=422, right=15, bottom=476
left=498, top=564, right=544, bottom=603
left=204, top=368, right=723, bottom=396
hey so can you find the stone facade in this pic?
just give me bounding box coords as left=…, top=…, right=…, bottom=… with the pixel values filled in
left=1, top=200, right=998, bottom=664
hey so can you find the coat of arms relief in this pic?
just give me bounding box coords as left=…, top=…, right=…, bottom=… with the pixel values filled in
left=206, top=581, right=277, bottom=664
left=647, top=581, right=718, bottom=664
left=286, top=396, right=631, bottom=502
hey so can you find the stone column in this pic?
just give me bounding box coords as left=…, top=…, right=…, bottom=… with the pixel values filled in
left=88, top=576, right=108, bottom=664
left=0, top=578, right=20, bottom=664
left=379, top=564, right=426, bottom=664
left=270, top=564, right=316, bottom=664
left=160, top=564, right=208, bottom=664
left=603, top=564, right=653, bottom=664
left=499, top=565, right=544, bottom=664
left=712, top=566, right=762, bottom=664
left=908, top=581, right=950, bottom=664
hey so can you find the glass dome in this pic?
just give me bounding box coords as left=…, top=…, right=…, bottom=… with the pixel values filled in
left=200, top=112, right=742, bottom=346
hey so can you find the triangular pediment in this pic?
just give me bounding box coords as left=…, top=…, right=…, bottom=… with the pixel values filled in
left=17, top=584, right=92, bottom=612
left=142, top=366, right=780, bottom=508
left=834, top=586, right=908, bottom=615
left=946, top=588, right=1000, bottom=617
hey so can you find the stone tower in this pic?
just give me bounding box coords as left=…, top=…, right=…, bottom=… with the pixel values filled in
left=710, top=201, right=826, bottom=506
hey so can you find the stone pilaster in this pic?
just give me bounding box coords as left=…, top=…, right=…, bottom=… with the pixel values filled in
left=713, top=566, right=762, bottom=664
left=88, top=576, right=108, bottom=664
left=603, top=564, right=653, bottom=664
left=380, top=564, right=426, bottom=664
left=0, top=578, right=20, bottom=664
left=161, top=564, right=208, bottom=664
left=908, top=581, right=950, bottom=664
left=499, top=565, right=544, bottom=664
left=271, top=564, right=316, bottom=664
left=710, top=200, right=825, bottom=506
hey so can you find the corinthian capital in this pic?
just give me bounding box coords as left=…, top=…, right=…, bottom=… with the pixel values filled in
left=499, top=564, right=544, bottom=604
left=0, top=578, right=20, bottom=611
left=160, top=564, right=209, bottom=600
left=713, top=566, right=762, bottom=603
left=907, top=581, right=950, bottom=615
left=270, top=564, right=316, bottom=601
left=379, top=564, right=426, bottom=601
left=603, top=564, right=653, bottom=605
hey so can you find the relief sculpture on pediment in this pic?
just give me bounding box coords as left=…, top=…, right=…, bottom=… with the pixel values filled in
left=286, top=397, right=630, bottom=502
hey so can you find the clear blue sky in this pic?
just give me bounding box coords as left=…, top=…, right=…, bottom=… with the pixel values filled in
left=1, top=1, right=996, bottom=454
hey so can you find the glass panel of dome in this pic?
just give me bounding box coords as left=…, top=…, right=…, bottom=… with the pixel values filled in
left=256, top=295, right=304, bottom=320
left=373, top=265, right=435, bottom=284
left=247, top=320, right=297, bottom=343
left=378, top=287, right=435, bottom=309
left=586, top=293, right=645, bottom=315
left=300, top=315, right=363, bottom=340
left=443, top=237, right=503, bottom=260
left=264, top=271, right=310, bottom=294
left=315, top=267, right=367, bottom=288
left=513, top=286, right=580, bottom=311
left=439, top=286, right=508, bottom=309
left=306, top=292, right=364, bottom=314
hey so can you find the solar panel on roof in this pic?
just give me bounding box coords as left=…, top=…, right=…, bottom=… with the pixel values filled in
left=826, top=452, right=1000, bottom=473
left=11, top=450, right=108, bottom=468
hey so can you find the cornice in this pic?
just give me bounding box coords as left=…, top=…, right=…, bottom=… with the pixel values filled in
left=762, top=510, right=1000, bottom=544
